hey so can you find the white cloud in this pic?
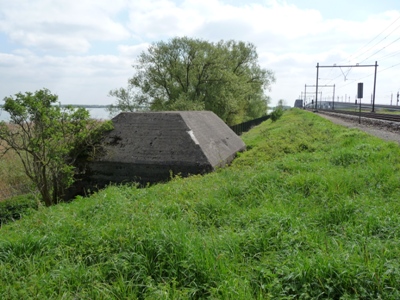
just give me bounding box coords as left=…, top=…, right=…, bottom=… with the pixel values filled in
left=1, top=0, right=400, bottom=106
left=0, top=53, right=24, bottom=66
left=118, top=43, right=150, bottom=59
left=0, top=0, right=130, bottom=53
left=126, top=0, right=204, bottom=40
left=0, top=51, right=133, bottom=104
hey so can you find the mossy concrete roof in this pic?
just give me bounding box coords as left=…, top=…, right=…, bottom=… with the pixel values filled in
left=87, top=111, right=246, bottom=186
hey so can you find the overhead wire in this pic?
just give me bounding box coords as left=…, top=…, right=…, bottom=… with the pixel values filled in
left=359, top=36, right=400, bottom=64
left=308, top=14, right=400, bottom=102
left=336, top=44, right=400, bottom=89
left=375, top=49, right=400, bottom=62
left=379, top=61, right=400, bottom=73
left=345, top=15, right=400, bottom=63
left=352, top=23, right=400, bottom=63
left=324, top=68, right=351, bottom=85
left=335, top=61, right=400, bottom=90
left=325, top=16, right=400, bottom=92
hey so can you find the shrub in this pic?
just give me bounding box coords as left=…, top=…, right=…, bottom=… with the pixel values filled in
left=0, top=89, right=113, bottom=206
left=0, top=194, right=38, bottom=226
left=270, top=107, right=284, bottom=122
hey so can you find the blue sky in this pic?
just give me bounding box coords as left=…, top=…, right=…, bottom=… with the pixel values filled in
left=1, top=0, right=400, bottom=106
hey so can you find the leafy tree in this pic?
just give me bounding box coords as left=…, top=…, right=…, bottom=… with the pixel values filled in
left=107, top=86, right=148, bottom=117
left=109, top=37, right=275, bottom=125
left=277, top=99, right=286, bottom=107
left=0, top=89, right=112, bottom=206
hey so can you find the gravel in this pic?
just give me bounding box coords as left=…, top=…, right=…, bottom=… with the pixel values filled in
left=315, top=111, right=400, bottom=145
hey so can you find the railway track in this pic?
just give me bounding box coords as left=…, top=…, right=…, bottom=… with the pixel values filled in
left=314, top=109, right=400, bottom=123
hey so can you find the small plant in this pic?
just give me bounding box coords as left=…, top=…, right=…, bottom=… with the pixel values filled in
left=0, top=194, right=38, bottom=226
left=270, top=106, right=284, bottom=121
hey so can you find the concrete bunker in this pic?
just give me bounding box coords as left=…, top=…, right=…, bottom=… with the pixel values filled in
left=71, top=111, right=245, bottom=196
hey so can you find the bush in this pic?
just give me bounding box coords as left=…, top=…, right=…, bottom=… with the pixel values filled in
left=0, top=89, right=113, bottom=206
left=0, top=194, right=38, bottom=226
left=270, top=107, right=284, bottom=122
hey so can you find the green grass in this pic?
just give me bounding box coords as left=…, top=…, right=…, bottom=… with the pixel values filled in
left=376, top=108, right=400, bottom=114
left=1, top=108, right=400, bottom=299
left=0, top=194, right=38, bottom=226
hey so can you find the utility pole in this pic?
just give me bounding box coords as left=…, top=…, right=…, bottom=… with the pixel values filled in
left=372, top=61, right=378, bottom=112
left=305, top=84, right=335, bottom=110
left=315, top=63, right=319, bottom=111
left=332, top=84, right=335, bottom=110
left=315, top=62, right=378, bottom=111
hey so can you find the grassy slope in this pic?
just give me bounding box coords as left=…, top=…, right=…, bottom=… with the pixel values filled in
left=1, top=109, right=400, bottom=299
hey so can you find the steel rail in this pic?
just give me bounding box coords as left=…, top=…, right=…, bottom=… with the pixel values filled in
left=317, top=109, right=400, bottom=122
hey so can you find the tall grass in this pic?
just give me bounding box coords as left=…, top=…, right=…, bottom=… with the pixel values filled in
left=0, top=143, right=30, bottom=201
left=1, top=108, right=400, bottom=299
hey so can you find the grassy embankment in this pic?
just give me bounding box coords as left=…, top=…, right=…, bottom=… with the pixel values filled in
left=1, top=109, right=400, bottom=299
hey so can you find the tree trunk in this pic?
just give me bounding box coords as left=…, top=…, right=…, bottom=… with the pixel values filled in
left=41, top=166, right=53, bottom=207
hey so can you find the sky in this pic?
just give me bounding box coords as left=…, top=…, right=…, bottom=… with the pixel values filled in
left=1, top=0, right=400, bottom=107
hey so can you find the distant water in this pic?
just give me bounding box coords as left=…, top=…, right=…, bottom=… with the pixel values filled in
left=0, top=107, right=111, bottom=122
left=86, top=107, right=111, bottom=120
left=0, top=110, right=10, bottom=122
